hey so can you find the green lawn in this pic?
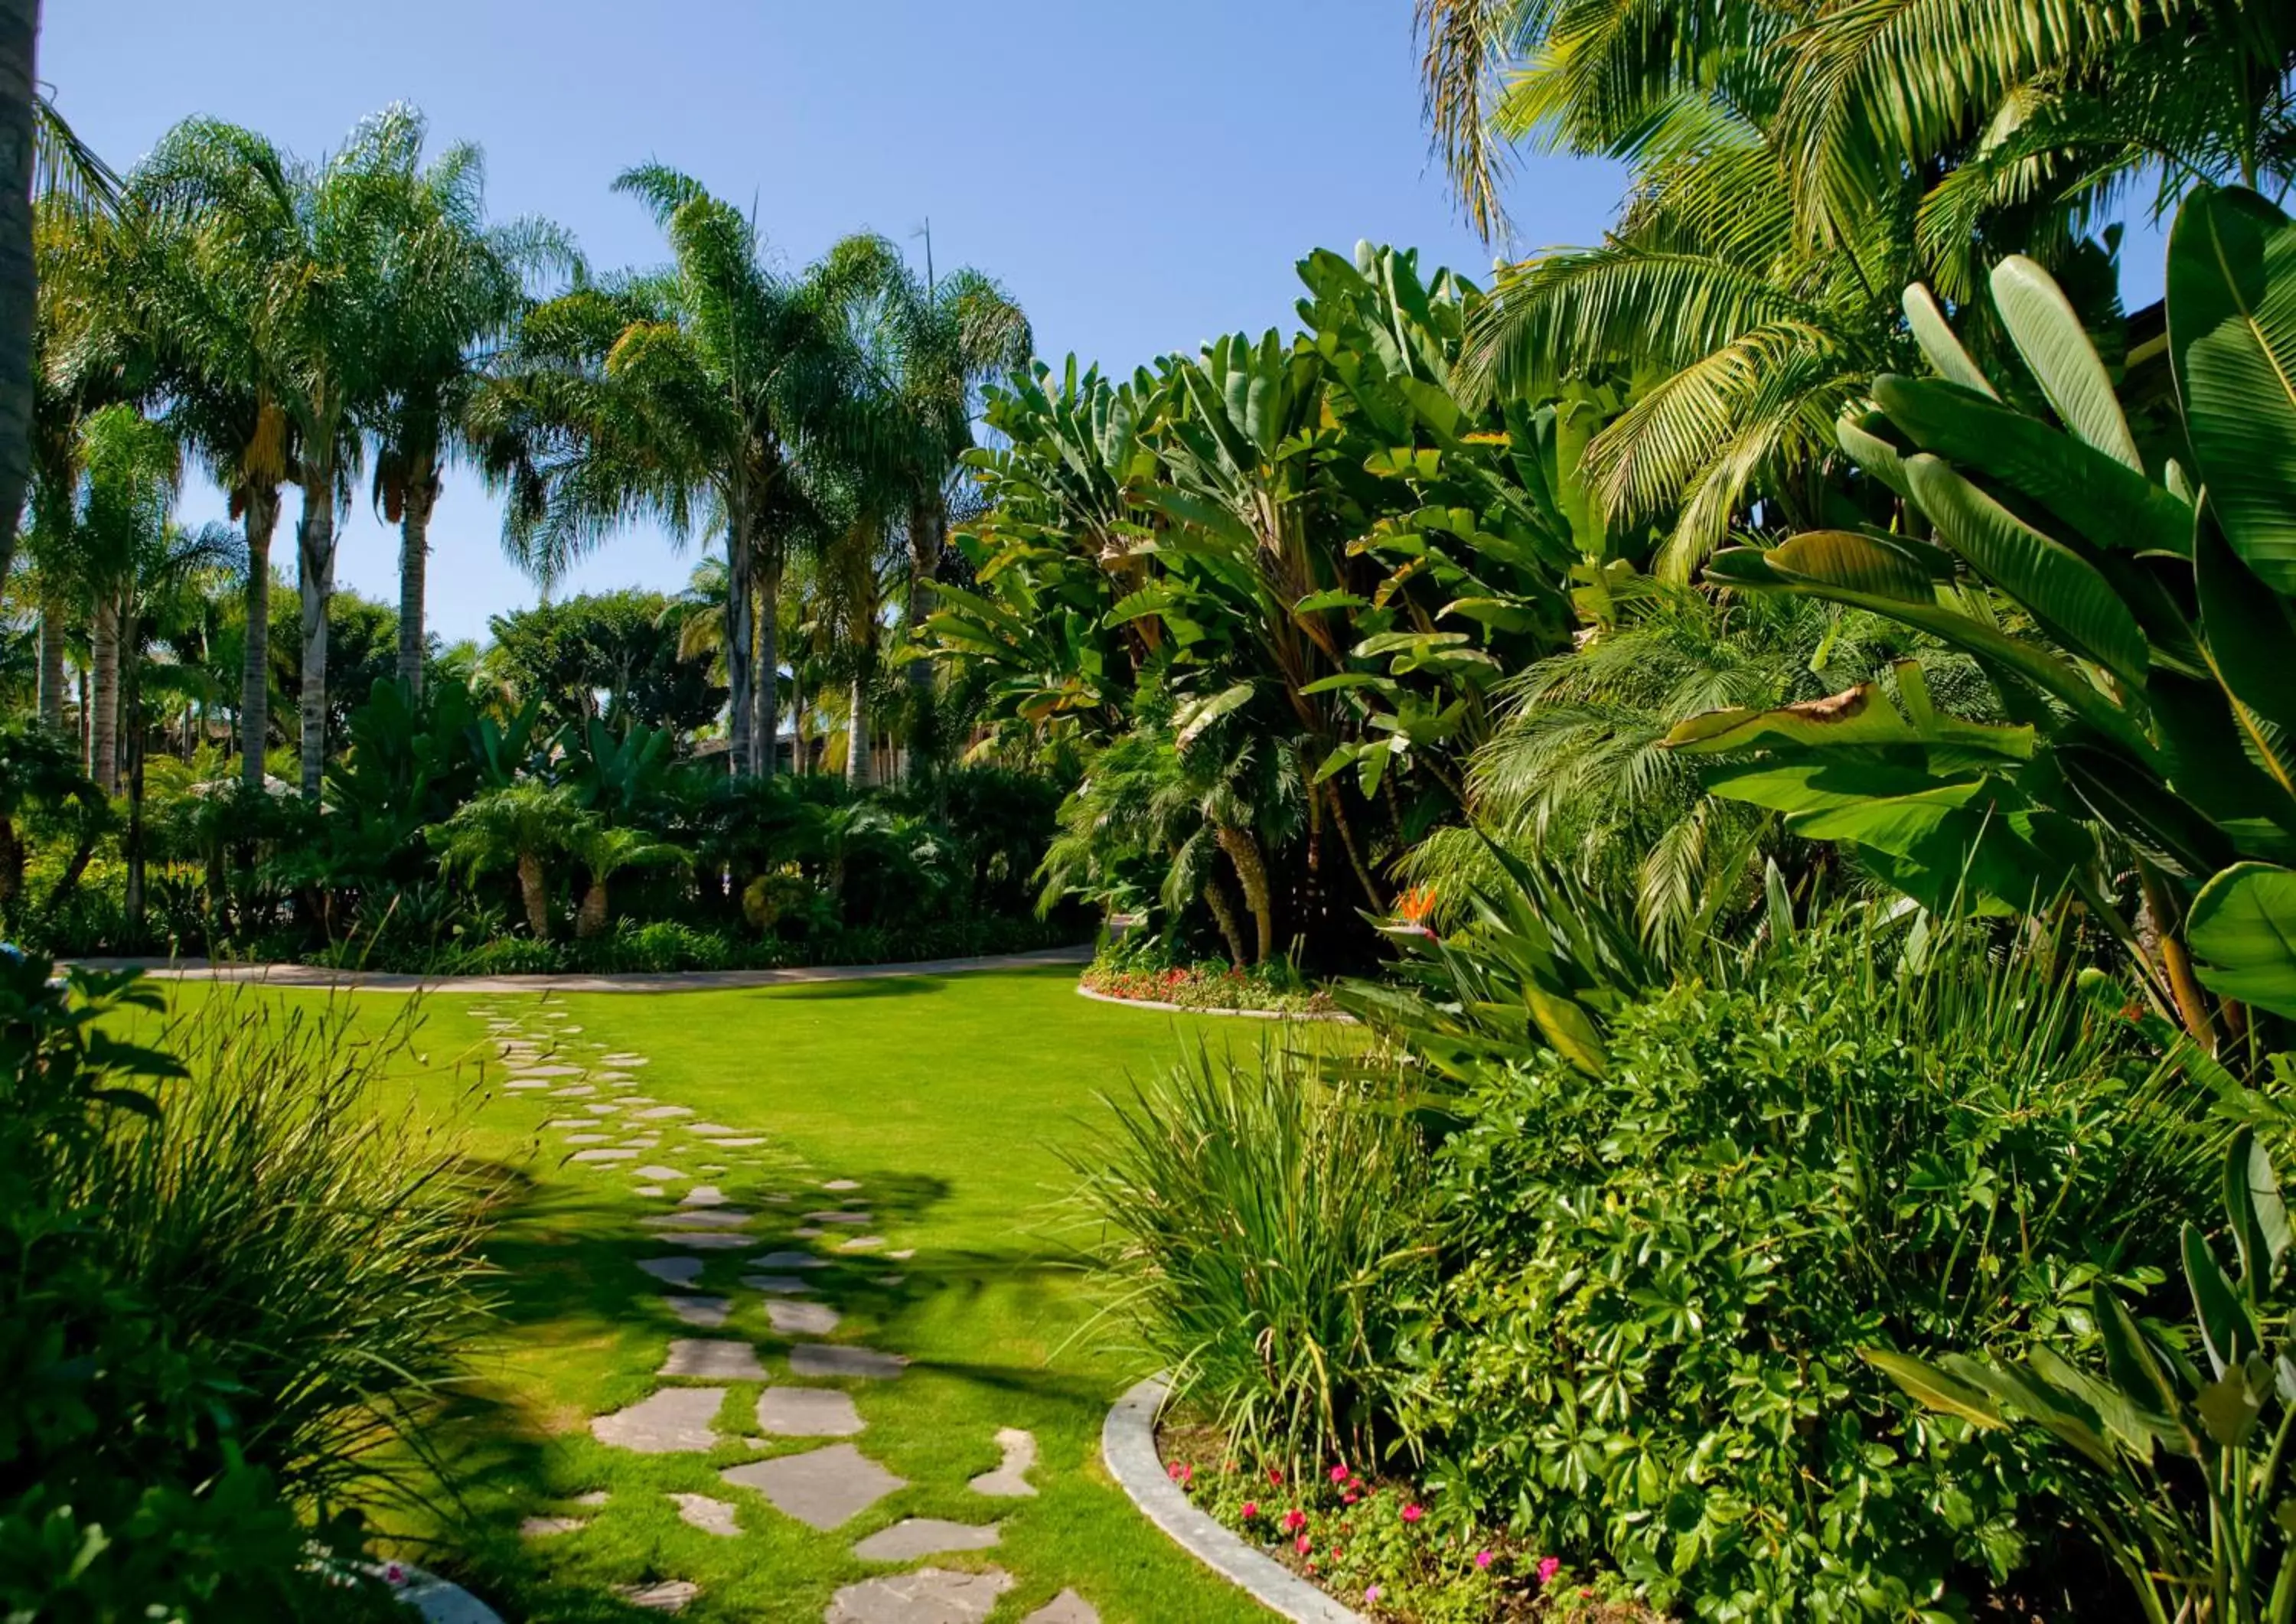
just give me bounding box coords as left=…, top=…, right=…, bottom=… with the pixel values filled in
left=149, top=966, right=1287, bottom=1623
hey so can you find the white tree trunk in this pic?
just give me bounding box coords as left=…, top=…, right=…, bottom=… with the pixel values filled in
left=396, top=467, right=437, bottom=696
left=89, top=595, right=119, bottom=796
left=240, top=486, right=279, bottom=789
left=755, top=553, right=781, bottom=776
left=846, top=671, right=870, bottom=790
left=725, top=523, right=754, bottom=778
left=35, top=598, right=64, bottom=729
left=296, top=472, right=335, bottom=801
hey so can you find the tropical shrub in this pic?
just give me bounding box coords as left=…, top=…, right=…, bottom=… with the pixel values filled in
left=1404, top=915, right=2220, bottom=1619
left=1874, top=1127, right=2296, bottom=1623
left=1070, top=1042, right=1435, bottom=1472
left=0, top=956, right=479, bottom=1619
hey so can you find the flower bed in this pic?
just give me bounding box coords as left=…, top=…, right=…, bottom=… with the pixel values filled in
left=1156, top=1421, right=1657, bottom=1622
left=1081, top=960, right=1340, bottom=1017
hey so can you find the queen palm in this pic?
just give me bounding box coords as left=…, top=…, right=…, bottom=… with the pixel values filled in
left=65, top=403, right=177, bottom=795
left=135, top=110, right=412, bottom=799
left=364, top=120, right=571, bottom=696
left=478, top=167, right=868, bottom=778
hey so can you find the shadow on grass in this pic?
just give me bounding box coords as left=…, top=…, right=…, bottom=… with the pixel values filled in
left=747, top=974, right=951, bottom=1002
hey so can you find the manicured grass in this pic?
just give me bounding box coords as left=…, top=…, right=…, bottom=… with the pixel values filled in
left=146, top=967, right=1291, bottom=1622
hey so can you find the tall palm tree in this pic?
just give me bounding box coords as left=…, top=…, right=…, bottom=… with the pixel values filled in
left=135, top=111, right=411, bottom=799
left=0, top=0, right=40, bottom=579
left=66, top=402, right=178, bottom=795
left=364, top=120, right=572, bottom=696
left=478, top=168, right=867, bottom=778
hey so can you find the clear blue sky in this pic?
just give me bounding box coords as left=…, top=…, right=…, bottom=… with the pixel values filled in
left=44, top=3, right=2172, bottom=645
left=43, top=0, right=1626, bottom=642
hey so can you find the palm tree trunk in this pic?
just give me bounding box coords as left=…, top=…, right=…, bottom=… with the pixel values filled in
left=295, top=471, right=334, bottom=800
left=240, top=484, right=278, bottom=790
left=757, top=550, right=782, bottom=777
left=396, top=463, right=437, bottom=696
left=576, top=876, right=608, bottom=938
left=89, top=594, right=119, bottom=797
left=517, top=849, right=550, bottom=941
left=0, top=0, right=37, bottom=585
left=123, top=643, right=145, bottom=934
left=905, top=491, right=942, bottom=691
left=846, top=670, right=870, bottom=789
left=1214, top=822, right=1274, bottom=964
left=725, top=523, right=754, bottom=778
left=1202, top=878, right=1251, bottom=968
left=35, top=595, right=62, bottom=729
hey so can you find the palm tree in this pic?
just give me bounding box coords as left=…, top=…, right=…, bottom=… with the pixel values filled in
left=478, top=168, right=869, bottom=778
left=135, top=110, right=415, bottom=799
left=564, top=820, right=687, bottom=939
left=66, top=403, right=178, bottom=795
left=431, top=781, right=576, bottom=940
left=364, top=120, right=572, bottom=696
left=0, top=0, right=40, bottom=578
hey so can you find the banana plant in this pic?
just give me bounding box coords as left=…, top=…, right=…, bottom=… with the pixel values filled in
left=1662, top=184, right=2296, bottom=1040
left=1866, top=1128, right=2296, bottom=1624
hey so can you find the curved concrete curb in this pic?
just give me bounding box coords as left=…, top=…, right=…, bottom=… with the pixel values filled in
left=66, top=944, right=1092, bottom=996
left=373, top=1563, right=503, bottom=1624
left=1102, top=1375, right=1367, bottom=1623
left=1074, top=983, right=1358, bottom=1024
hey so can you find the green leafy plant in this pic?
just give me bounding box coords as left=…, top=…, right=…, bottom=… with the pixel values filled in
left=1870, top=1128, right=2296, bottom=1623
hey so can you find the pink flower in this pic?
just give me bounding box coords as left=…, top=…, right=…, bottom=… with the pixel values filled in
left=383, top=1564, right=406, bottom=1586
left=1342, top=1491, right=1358, bottom=1505
left=1537, top=1556, right=1561, bottom=1585
left=1167, top=1461, right=1192, bottom=1486
left=1401, top=1503, right=1425, bottom=1523
left=1365, top=1585, right=1384, bottom=1603
left=1474, top=1549, right=1493, bottom=1570
left=1268, top=1468, right=1284, bottom=1486
left=1282, top=1509, right=1307, bottom=1533
left=1295, top=1534, right=1313, bottom=1555
left=1241, top=1501, right=1259, bottom=1519
left=1329, top=1464, right=1351, bottom=1483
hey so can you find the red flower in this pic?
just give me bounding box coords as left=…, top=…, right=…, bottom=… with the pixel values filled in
left=1329, top=1464, right=1350, bottom=1484
left=1295, top=1534, right=1313, bottom=1555
left=1268, top=1468, right=1284, bottom=1487
left=1401, top=1503, right=1424, bottom=1523
left=1282, top=1509, right=1307, bottom=1533
left=1342, top=1491, right=1358, bottom=1505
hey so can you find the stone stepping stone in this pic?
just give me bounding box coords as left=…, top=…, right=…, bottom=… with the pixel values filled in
left=887, top=1249, right=916, bottom=1261
left=792, top=1226, right=824, bottom=1239
left=852, top=1518, right=1000, bottom=1563
left=637, top=1257, right=706, bottom=1286
left=720, top=1443, right=904, bottom=1530
left=651, top=1231, right=749, bottom=1250
left=592, top=1387, right=723, bottom=1453
left=635, top=1185, right=665, bottom=1197
left=826, top=1568, right=1013, bottom=1624
left=519, top=1065, right=585, bottom=1078
left=635, top=1165, right=689, bottom=1181
left=563, top=1133, right=612, bottom=1146
left=839, top=1236, right=886, bottom=1252
left=604, top=1053, right=649, bottom=1065
left=751, top=1251, right=828, bottom=1270
left=667, top=1492, right=740, bottom=1538
left=681, top=1185, right=729, bottom=1207
left=822, top=1179, right=863, bottom=1192
left=542, top=1118, right=591, bottom=1130
left=879, top=1274, right=905, bottom=1287
left=755, top=1387, right=863, bottom=1437
left=574, top=1490, right=611, bottom=1506
left=766, top=1300, right=842, bottom=1335
left=763, top=1192, right=795, bottom=1204
left=641, top=1209, right=752, bottom=1231
left=664, top=1296, right=732, bottom=1329
left=504, top=1079, right=551, bottom=1091
left=519, top=1515, right=582, bottom=1538
left=699, top=1136, right=765, bottom=1148
left=660, top=1339, right=766, bottom=1380
left=968, top=1428, right=1037, bottom=1498
left=561, top=1025, right=583, bottom=1033
left=552, top=1084, right=598, bottom=1098
left=634, top=1104, right=695, bottom=1120
left=741, top=1273, right=817, bottom=1295
left=570, top=1147, right=638, bottom=1163
left=620, top=1136, right=662, bottom=1149
left=584, top=1103, right=621, bottom=1116
left=791, top=1345, right=906, bottom=1381
left=805, top=1211, right=875, bottom=1225
left=1022, top=1593, right=1098, bottom=1624
left=614, top=1580, right=699, bottom=1613
left=594, top=1070, right=635, bottom=1082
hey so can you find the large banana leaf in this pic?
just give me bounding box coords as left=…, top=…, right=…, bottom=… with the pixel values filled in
left=1990, top=256, right=2143, bottom=472
left=2168, top=186, right=2296, bottom=595
left=2187, top=863, right=2296, bottom=1017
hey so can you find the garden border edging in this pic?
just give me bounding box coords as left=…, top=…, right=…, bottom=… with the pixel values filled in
left=1102, top=1375, right=1368, bottom=1624
left=1074, top=983, right=1358, bottom=1023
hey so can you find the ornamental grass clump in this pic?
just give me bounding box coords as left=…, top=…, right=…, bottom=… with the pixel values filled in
left=1068, top=1041, right=1435, bottom=1471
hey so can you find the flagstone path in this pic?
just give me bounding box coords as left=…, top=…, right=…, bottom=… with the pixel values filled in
left=466, top=996, right=1098, bottom=1624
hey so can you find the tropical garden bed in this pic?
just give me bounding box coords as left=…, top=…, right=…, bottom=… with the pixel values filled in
left=1079, top=951, right=1341, bottom=1018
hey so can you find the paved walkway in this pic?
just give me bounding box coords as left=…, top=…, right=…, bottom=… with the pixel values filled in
left=69, top=944, right=1092, bottom=995
left=464, top=992, right=1103, bottom=1620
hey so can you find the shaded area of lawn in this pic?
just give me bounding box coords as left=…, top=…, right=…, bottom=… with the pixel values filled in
left=151, top=967, right=1288, bottom=1622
